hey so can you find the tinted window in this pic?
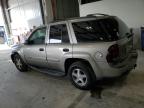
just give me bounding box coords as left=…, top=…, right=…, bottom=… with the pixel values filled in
left=49, top=24, right=69, bottom=44
left=72, top=17, right=129, bottom=43
left=28, top=27, right=46, bottom=44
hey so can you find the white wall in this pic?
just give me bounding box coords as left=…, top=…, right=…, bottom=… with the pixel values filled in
left=80, top=0, right=144, bottom=48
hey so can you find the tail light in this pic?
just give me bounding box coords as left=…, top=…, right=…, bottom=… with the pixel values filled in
left=106, top=44, right=119, bottom=63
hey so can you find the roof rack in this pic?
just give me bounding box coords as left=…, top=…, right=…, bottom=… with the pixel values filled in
left=48, top=14, right=110, bottom=24
left=49, top=16, right=91, bottom=23
left=86, top=13, right=110, bottom=17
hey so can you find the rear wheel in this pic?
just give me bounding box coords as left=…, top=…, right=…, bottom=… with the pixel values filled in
left=68, top=61, right=96, bottom=90
left=14, top=54, right=28, bottom=72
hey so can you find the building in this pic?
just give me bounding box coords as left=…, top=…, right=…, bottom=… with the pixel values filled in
left=0, top=0, right=143, bottom=47
left=0, top=0, right=79, bottom=44
left=0, top=1, right=7, bottom=44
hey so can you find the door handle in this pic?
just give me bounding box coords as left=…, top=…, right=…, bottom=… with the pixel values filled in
left=63, top=48, right=69, bottom=52
left=39, top=48, right=44, bottom=51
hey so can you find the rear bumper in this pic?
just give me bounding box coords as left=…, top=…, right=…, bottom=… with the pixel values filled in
left=96, top=50, right=138, bottom=78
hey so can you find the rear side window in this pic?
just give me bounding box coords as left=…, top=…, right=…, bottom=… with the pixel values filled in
left=72, top=17, right=129, bottom=43
left=49, top=24, right=70, bottom=44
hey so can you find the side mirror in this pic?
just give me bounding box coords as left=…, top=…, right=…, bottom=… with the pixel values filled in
left=24, top=40, right=29, bottom=45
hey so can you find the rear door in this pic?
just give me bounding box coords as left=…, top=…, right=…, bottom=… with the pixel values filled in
left=46, top=22, right=73, bottom=71
left=115, top=17, right=133, bottom=59
left=99, top=17, right=133, bottom=60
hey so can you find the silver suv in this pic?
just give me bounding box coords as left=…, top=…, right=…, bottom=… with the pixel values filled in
left=11, top=14, right=138, bottom=90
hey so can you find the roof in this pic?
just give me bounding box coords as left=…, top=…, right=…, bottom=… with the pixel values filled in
left=49, top=13, right=114, bottom=23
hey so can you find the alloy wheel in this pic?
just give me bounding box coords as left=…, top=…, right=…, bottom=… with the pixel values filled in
left=72, top=68, right=87, bottom=86
left=15, top=57, right=22, bottom=70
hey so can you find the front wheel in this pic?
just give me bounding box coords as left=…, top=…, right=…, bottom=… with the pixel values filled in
left=14, top=54, right=28, bottom=72
left=68, top=61, right=96, bottom=90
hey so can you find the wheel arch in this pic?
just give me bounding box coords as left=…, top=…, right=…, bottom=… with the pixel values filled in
left=11, top=52, right=19, bottom=63
left=64, top=58, right=97, bottom=81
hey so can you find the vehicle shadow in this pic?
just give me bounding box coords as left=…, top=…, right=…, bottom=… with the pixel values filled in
left=89, top=72, right=129, bottom=99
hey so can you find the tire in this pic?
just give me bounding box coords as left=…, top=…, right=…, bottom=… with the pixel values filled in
left=14, top=54, right=28, bottom=72
left=68, top=61, right=96, bottom=90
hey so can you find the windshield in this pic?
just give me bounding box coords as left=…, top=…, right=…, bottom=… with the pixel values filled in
left=72, top=17, right=129, bottom=43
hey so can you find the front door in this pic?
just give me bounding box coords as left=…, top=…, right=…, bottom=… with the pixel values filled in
left=23, top=27, right=48, bottom=67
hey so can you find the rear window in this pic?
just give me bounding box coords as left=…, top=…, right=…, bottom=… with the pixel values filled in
left=72, top=17, right=129, bottom=43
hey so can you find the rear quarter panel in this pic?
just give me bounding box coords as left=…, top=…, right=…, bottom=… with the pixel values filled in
left=72, top=42, right=115, bottom=78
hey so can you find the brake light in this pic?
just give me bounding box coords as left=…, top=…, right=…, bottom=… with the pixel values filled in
left=106, top=44, right=119, bottom=63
